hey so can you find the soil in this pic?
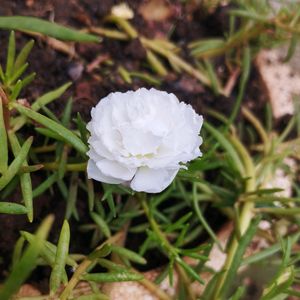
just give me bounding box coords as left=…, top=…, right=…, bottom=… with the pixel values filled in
left=0, top=0, right=269, bottom=293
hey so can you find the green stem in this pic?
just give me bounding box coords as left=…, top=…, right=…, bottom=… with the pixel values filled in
left=139, top=193, right=196, bottom=300
left=60, top=233, right=123, bottom=300
left=176, top=264, right=197, bottom=300
left=242, top=106, right=270, bottom=154
left=42, top=162, right=87, bottom=172
left=33, top=144, right=56, bottom=153
left=213, top=135, right=256, bottom=300
left=139, top=193, right=176, bottom=256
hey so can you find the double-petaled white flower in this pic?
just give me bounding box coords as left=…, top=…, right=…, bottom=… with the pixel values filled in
left=87, top=88, right=203, bottom=193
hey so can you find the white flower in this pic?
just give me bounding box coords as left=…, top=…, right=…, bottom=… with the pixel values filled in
left=87, top=88, right=203, bottom=193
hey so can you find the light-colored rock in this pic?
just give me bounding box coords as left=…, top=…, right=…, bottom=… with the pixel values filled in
left=102, top=281, right=158, bottom=300
left=15, top=284, right=41, bottom=298
left=256, top=47, right=300, bottom=118
left=265, top=158, right=296, bottom=198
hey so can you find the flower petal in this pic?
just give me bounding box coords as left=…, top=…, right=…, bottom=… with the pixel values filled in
left=130, top=167, right=179, bottom=193
left=88, top=137, right=114, bottom=160
left=119, top=125, right=161, bottom=156
left=87, top=160, right=124, bottom=184
left=96, top=159, right=136, bottom=181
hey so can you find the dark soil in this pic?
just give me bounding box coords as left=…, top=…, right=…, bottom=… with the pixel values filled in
left=0, top=0, right=268, bottom=291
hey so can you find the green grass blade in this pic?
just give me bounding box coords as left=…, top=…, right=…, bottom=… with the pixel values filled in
left=12, top=236, right=25, bottom=268
left=90, top=212, right=111, bottom=238
left=202, top=273, right=222, bottom=300
left=76, top=113, right=88, bottom=146
left=21, top=231, right=77, bottom=268
left=50, top=220, right=70, bottom=295
left=189, top=38, right=225, bottom=55
left=41, top=106, right=60, bottom=122
left=86, top=177, right=95, bottom=212
left=5, top=31, right=16, bottom=79
left=97, top=258, right=127, bottom=272
left=13, top=103, right=88, bottom=154
left=262, top=267, right=294, bottom=300
left=228, top=286, right=246, bottom=300
left=56, top=98, right=72, bottom=180
left=176, top=258, right=205, bottom=284
left=21, top=72, right=36, bottom=87
left=14, top=39, right=34, bottom=72
left=228, top=46, right=251, bottom=126
left=0, top=97, right=8, bottom=174
left=110, top=245, right=146, bottom=265
left=88, top=244, right=112, bottom=261
left=219, top=217, right=261, bottom=298
left=82, top=272, right=143, bottom=283
left=0, top=215, right=54, bottom=300
left=146, top=50, right=168, bottom=76
left=242, top=232, right=300, bottom=266
left=203, top=122, right=244, bottom=174
left=32, top=82, right=72, bottom=111
left=0, top=202, right=27, bottom=214
left=192, top=188, right=223, bottom=251
left=8, top=131, right=33, bottom=222
left=20, top=231, right=59, bottom=267
left=10, top=79, right=23, bottom=100
left=61, top=97, right=72, bottom=126
left=13, top=82, right=71, bottom=132
left=0, top=16, right=100, bottom=42
left=8, top=62, right=28, bottom=85
left=32, top=172, right=57, bottom=198
left=203, top=59, right=221, bottom=95
left=101, top=184, right=118, bottom=217
left=65, top=172, right=79, bottom=220
left=35, top=127, right=66, bottom=142
left=0, top=136, right=33, bottom=191
left=58, top=145, right=68, bottom=180
left=0, top=176, right=19, bottom=200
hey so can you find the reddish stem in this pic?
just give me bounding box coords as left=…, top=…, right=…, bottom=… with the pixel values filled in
left=0, top=86, right=10, bottom=131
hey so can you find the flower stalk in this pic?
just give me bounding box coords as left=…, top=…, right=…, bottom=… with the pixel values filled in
left=139, top=193, right=178, bottom=257
left=139, top=193, right=197, bottom=300
left=42, top=162, right=87, bottom=172
left=212, top=134, right=256, bottom=300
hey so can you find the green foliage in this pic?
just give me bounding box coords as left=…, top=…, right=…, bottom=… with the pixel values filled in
left=82, top=272, right=144, bottom=283
left=189, top=0, right=300, bottom=60
left=0, top=136, right=32, bottom=191
left=0, top=16, right=100, bottom=42
left=13, top=103, right=88, bottom=154
left=0, top=2, right=300, bottom=299
left=0, top=202, right=27, bottom=214
left=0, top=215, right=54, bottom=300
left=8, top=131, right=33, bottom=221
left=0, top=97, right=8, bottom=174
left=50, top=220, right=71, bottom=294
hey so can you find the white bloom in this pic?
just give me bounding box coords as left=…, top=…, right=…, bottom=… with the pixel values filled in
left=87, top=88, right=203, bottom=193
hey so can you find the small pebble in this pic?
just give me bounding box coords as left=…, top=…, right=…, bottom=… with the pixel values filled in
left=68, top=63, right=84, bottom=81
